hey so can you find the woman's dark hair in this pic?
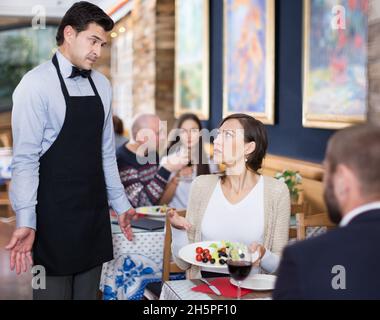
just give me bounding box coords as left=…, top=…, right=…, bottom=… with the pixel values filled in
left=219, top=113, right=268, bottom=173
left=113, top=116, right=124, bottom=135
left=56, top=1, right=114, bottom=46
left=167, top=113, right=210, bottom=176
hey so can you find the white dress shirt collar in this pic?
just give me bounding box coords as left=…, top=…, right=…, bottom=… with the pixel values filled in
left=56, top=50, right=75, bottom=79
left=340, top=201, right=380, bottom=227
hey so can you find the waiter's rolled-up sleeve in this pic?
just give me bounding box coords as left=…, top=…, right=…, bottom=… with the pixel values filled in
left=10, top=75, right=46, bottom=230
left=101, top=81, right=132, bottom=215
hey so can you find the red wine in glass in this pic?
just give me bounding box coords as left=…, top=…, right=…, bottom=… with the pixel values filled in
left=227, top=260, right=252, bottom=281
left=227, top=243, right=252, bottom=299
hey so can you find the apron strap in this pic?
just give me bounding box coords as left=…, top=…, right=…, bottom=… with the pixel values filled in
left=52, top=54, right=70, bottom=99
left=88, top=76, right=101, bottom=97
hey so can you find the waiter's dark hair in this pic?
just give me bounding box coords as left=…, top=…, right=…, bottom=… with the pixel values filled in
left=56, top=1, right=114, bottom=46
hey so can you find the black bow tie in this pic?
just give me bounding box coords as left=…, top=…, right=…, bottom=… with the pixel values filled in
left=69, top=66, right=91, bottom=79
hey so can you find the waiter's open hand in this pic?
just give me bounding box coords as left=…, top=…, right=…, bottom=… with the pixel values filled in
left=5, top=227, right=35, bottom=274
left=118, top=207, right=137, bottom=241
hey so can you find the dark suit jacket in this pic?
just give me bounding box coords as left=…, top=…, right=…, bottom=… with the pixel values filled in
left=273, top=209, right=380, bottom=300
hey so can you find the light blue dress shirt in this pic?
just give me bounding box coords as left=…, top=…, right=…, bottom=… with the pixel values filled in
left=10, top=50, right=132, bottom=230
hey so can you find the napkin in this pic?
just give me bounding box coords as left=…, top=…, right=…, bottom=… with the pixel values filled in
left=192, top=278, right=253, bottom=298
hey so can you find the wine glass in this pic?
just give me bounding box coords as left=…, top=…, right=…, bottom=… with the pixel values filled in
left=227, top=243, right=252, bottom=300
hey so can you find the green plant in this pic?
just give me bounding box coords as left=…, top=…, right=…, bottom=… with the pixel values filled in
left=275, top=170, right=302, bottom=201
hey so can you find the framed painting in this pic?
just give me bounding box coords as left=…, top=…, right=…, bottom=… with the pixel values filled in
left=175, top=0, right=209, bottom=120
left=303, top=0, right=368, bottom=129
left=223, top=0, right=275, bottom=124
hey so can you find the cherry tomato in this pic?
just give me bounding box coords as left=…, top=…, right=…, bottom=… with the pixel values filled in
left=203, top=249, right=210, bottom=255
left=206, top=254, right=212, bottom=261
left=196, top=254, right=203, bottom=262
left=196, top=247, right=203, bottom=254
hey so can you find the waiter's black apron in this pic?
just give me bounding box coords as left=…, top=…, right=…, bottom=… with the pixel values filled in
left=34, top=54, right=113, bottom=276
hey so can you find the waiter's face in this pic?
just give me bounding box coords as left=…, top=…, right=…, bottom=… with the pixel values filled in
left=65, top=23, right=107, bottom=70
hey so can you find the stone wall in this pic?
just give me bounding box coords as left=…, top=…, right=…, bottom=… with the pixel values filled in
left=155, top=0, right=175, bottom=130
left=131, top=0, right=157, bottom=115
left=110, top=15, right=134, bottom=135
left=109, top=0, right=176, bottom=132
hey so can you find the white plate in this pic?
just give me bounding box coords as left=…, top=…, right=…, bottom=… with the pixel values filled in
left=136, top=206, right=167, bottom=216
left=178, top=241, right=260, bottom=270
left=230, top=274, right=277, bottom=291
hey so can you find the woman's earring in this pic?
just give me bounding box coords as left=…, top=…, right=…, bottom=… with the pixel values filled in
left=245, top=157, right=248, bottom=162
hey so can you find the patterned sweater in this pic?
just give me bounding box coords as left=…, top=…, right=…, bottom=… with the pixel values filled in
left=116, top=146, right=171, bottom=208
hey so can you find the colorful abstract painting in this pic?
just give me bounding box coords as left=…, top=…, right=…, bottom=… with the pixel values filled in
left=303, top=0, right=368, bottom=129
left=224, top=0, right=275, bottom=124
left=175, top=0, right=209, bottom=120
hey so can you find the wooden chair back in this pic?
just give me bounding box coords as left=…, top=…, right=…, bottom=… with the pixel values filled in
left=296, top=212, right=336, bottom=241
left=0, top=133, right=11, bottom=148
left=162, top=209, right=186, bottom=282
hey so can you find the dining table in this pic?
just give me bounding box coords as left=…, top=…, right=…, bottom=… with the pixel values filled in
left=159, top=277, right=273, bottom=300
left=99, top=213, right=166, bottom=300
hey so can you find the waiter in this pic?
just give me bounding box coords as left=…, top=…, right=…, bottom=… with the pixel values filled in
left=6, top=1, right=135, bottom=300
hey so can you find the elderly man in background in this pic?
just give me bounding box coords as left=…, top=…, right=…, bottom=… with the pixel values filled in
left=116, top=113, right=189, bottom=208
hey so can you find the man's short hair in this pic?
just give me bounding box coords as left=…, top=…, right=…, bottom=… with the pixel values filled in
left=326, top=124, right=380, bottom=198
left=56, top=1, right=114, bottom=46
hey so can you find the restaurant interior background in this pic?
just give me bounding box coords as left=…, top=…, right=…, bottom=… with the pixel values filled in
left=0, top=0, right=380, bottom=300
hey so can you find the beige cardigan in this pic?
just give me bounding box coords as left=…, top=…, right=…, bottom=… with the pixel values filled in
left=173, top=174, right=290, bottom=279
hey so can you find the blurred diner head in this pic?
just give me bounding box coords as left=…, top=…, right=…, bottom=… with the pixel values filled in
left=323, top=124, right=380, bottom=224
left=56, top=1, right=114, bottom=70
left=213, top=113, right=268, bottom=176
left=130, top=113, right=162, bottom=151
left=113, top=115, right=124, bottom=135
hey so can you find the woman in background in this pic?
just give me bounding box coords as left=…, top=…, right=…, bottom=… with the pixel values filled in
left=113, top=115, right=129, bottom=149
left=160, top=113, right=218, bottom=210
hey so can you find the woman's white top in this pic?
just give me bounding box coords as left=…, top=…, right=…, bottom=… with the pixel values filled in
left=168, top=172, right=194, bottom=210
left=171, top=176, right=280, bottom=275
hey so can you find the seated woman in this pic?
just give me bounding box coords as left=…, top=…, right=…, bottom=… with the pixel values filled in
left=113, top=115, right=129, bottom=150
left=159, top=113, right=219, bottom=210
left=168, top=114, right=290, bottom=279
